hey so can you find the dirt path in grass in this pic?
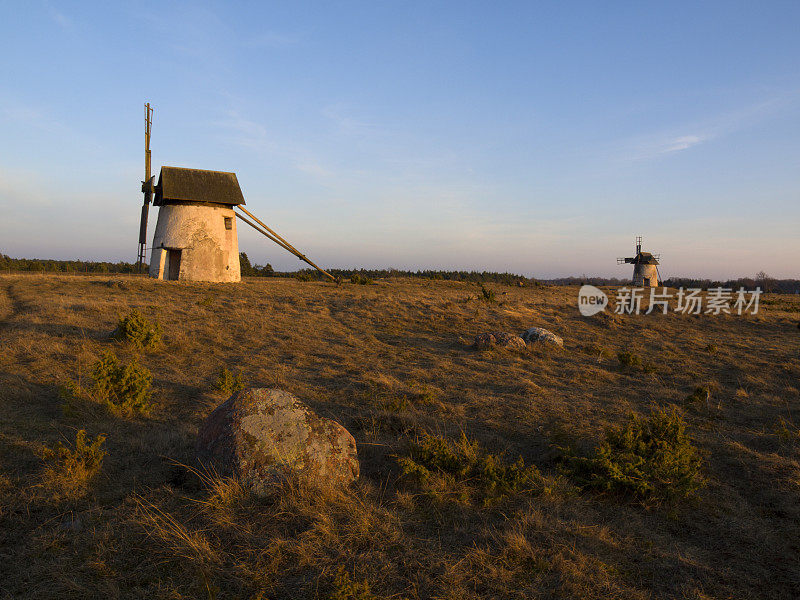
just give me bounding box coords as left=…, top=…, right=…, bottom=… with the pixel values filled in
left=0, top=277, right=30, bottom=330
left=0, top=278, right=15, bottom=326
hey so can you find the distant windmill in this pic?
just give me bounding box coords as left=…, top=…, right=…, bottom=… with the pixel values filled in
left=135, top=102, right=336, bottom=283
left=617, top=236, right=661, bottom=287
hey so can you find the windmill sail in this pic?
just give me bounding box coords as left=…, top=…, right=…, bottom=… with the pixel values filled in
left=137, top=103, right=154, bottom=271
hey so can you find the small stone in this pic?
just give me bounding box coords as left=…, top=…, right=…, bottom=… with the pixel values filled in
left=474, top=332, right=497, bottom=350
left=493, top=332, right=526, bottom=351
left=521, top=327, right=564, bottom=348
left=196, top=388, right=359, bottom=494
left=473, top=332, right=525, bottom=351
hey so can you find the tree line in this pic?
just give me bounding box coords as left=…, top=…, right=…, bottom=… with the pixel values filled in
left=0, top=254, right=142, bottom=274
left=550, top=272, right=800, bottom=293
left=2, top=252, right=797, bottom=292
left=239, top=253, right=536, bottom=286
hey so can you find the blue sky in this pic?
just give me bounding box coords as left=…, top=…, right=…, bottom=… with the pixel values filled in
left=1, top=1, right=798, bottom=278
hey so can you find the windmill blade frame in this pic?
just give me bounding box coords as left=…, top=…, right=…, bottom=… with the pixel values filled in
left=136, top=103, right=154, bottom=272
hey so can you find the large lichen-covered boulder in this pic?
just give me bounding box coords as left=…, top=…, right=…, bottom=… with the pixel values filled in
left=473, top=332, right=526, bottom=351
left=196, top=388, right=359, bottom=493
left=521, top=327, right=564, bottom=348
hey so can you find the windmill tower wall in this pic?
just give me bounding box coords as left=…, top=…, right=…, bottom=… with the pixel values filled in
left=632, top=263, right=658, bottom=287
left=148, top=203, right=240, bottom=282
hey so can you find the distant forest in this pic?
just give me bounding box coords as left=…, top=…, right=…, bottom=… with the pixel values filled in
left=239, top=253, right=539, bottom=286
left=0, top=254, right=143, bottom=274
left=2, top=253, right=798, bottom=293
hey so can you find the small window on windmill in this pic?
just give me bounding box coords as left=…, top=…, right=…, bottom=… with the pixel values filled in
left=224, top=217, right=232, bottom=230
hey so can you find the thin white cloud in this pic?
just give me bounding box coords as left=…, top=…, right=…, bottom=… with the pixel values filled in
left=0, top=102, right=67, bottom=133
left=622, top=131, right=712, bottom=161
left=295, top=161, right=335, bottom=177
left=216, top=110, right=273, bottom=151
left=137, top=6, right=229, bottom=68
left=614, top=91, right=800, bottom=162
left=214, top=109, right=341, bottom=180
left=2, top=106, right=45, bottom=124
left=321, top=104, right=381, bottom=137
left=47, top=5, right=74, bottom=30
left=660, top=134, right=707, bottom=154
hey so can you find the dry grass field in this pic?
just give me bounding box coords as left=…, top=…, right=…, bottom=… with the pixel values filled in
left=1, top=273, right=799, bottom=599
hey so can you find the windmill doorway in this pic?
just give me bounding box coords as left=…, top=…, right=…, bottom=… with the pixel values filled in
left=167, top=249, right=182, bottom=280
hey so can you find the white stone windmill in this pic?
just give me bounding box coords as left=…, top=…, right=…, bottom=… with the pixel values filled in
left=136, top=103, right=336, bottom=283
left=617, top=236, right=661, bottom=287
left=148, top=167, right=245, bottom=282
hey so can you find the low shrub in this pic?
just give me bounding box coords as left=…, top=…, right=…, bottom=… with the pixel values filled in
left=617, top=351, right=641, bottom=369
left=215, top=366, right=245, bottom=395
left=377, top=384, right=439, bottom=413
left=113, top=309, right=162, bottom=350
left=479, top=284, right=496, bottom=303
left=775, top=417, right=800, bottom=447
left=685, top=386, right=711, bottom=406
left=349, top=274, right=374, bottom=285
left=59, top=380, right=88, bottom=418
left=584, top=342, right=614, bottom=359
left=397, top=433, right=540, bottom=504
left=617, top=351, right=657, bottom=373
left=42, top=429, right=107, bottom=496
left=92, top=351, right=153, bottom=415
left=382, top=394, right=411, bottom=413
left=328, top=566, right=377, bottom=600
left=564, top=406, right=703, bottom=505
left=409, top=383, right=438, bottom=407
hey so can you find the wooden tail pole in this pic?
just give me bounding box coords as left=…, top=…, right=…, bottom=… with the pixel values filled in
left=238, top=206, right=303, bottom=257
left=235, top=212, right=296, bottom=256
left=234, top=210, right=337, bottom=283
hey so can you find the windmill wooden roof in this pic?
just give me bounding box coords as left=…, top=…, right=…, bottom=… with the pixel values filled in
left=634, top=252, right=659, bottom=265
left=154, top=166, right=245, bottom=206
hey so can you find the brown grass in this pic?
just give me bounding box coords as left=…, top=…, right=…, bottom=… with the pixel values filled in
left=0, top=273, right=799, bottom=598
